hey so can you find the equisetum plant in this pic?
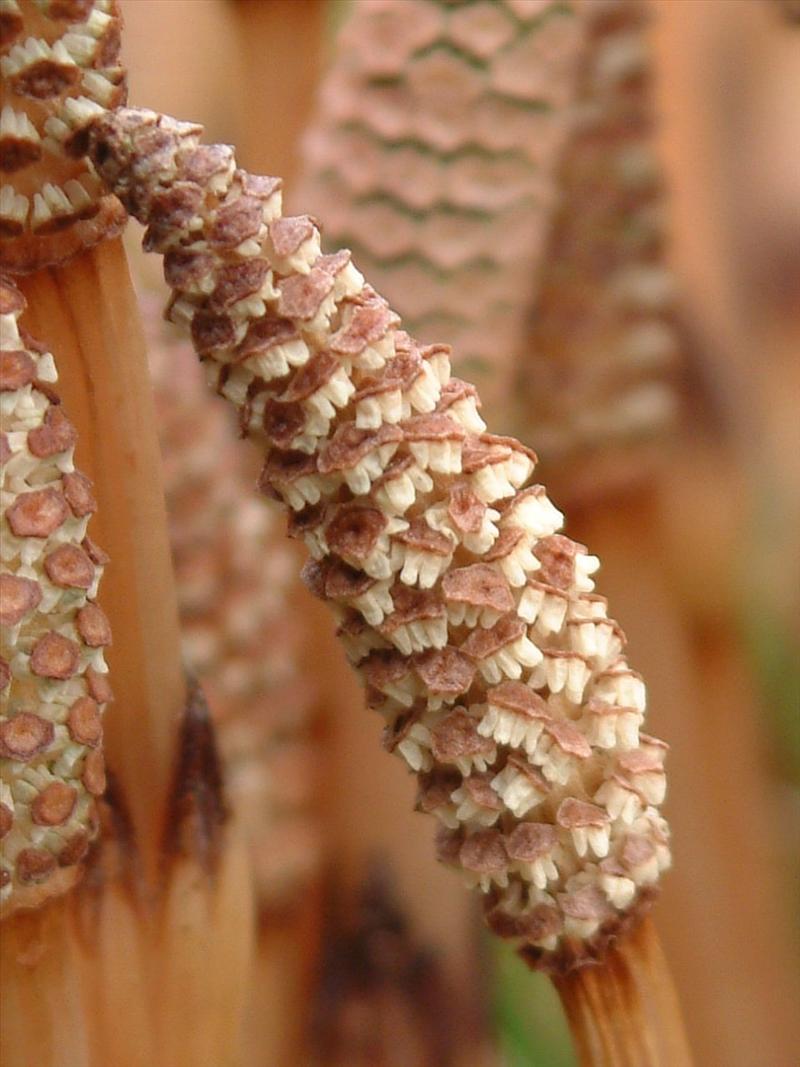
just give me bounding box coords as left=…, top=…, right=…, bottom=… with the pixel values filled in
left=1, top=3, right=694, bottom=1063
left=84, top=105, right=671, bottom=975
left=0, top=274, right=110, bottom=915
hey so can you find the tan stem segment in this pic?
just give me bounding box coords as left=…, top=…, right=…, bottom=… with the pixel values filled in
left=1, top=718, right=255, bottom=1067
left=17, top=238, right=185, bottom=877
left=554, top=917, right=693, bottom=1067
left=302, top=592, right=489, bottom=1061
left=0, top=900, right=93, bottom=1067
left=231, top=0, right=325, bottom=186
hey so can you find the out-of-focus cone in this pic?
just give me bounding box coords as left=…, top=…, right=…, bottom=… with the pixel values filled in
left=518, top=0, right=681, bottom=504
left=297, top=0, right=585, bottom=419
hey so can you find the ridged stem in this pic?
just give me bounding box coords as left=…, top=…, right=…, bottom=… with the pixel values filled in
left=0, top=900, right=92, bottom=1067
left=554, top=916, right=692, bottom=1067
left=231, top=0, right=325, bottom=185
left=1, top=692, right=256, bottom=1067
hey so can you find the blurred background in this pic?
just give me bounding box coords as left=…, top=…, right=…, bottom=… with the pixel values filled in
left=120, top=2, right=799, bottom=1065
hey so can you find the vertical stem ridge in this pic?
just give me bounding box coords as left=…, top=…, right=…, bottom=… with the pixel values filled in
left=554, top=916, right=693, bottom=1067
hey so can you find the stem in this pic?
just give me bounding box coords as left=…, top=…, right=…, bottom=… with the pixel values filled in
left=17, top=239, right=186, bottom=875
left=554, top=917, right=693, bottom=1067
left=231, top=0, right=326, bottom=186
left=152, top=682, right=255, bottom=1067
left=302, top=591, right=488, bottom=1058
left=0, top=900, right=91, bottom=1067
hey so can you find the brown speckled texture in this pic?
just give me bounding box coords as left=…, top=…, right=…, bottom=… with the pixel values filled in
left=0, top=0, right=126, bottom=272
left=0, top=274, right=111, bottom=915
left=296, top=0, right=584, bottom=418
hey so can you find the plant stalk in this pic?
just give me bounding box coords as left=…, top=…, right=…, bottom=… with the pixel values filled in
left=554, top=916, right=692, bottom=1067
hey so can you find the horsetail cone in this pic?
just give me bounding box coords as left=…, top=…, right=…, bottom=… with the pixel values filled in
left=299, top=0, right=681, bottom=484
left=519, top=0, right=681, bottom=490
left=87, top=107, right=670, bottom=972
left=297, top=0, right=583, bottom=415
left=0, top=0, right=127, bottom=273
left=0, top=275, right=111, bottom=915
